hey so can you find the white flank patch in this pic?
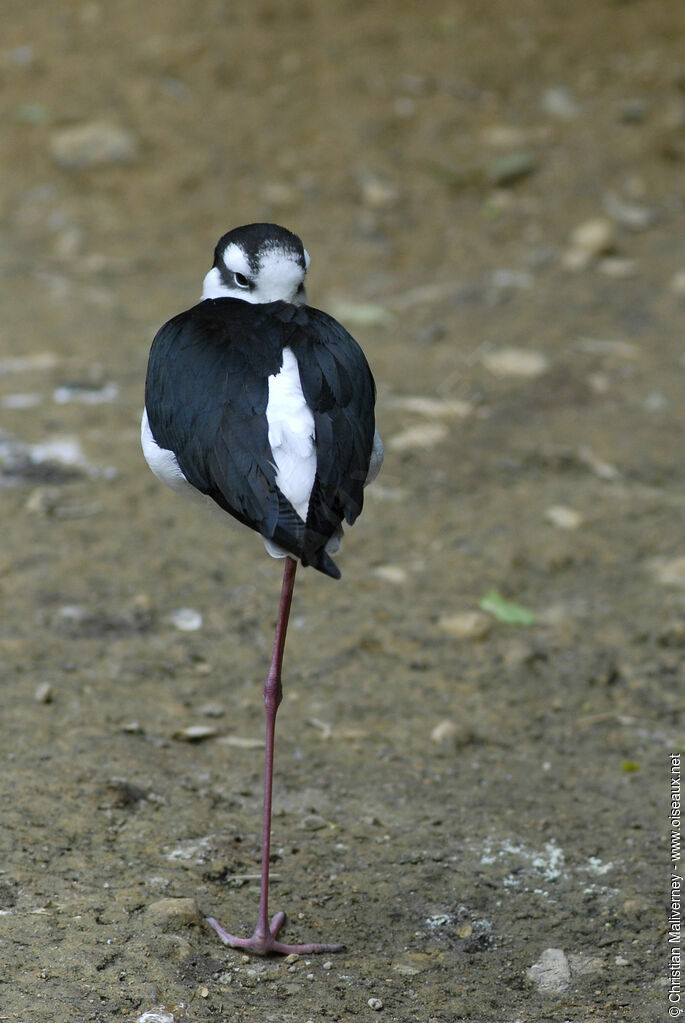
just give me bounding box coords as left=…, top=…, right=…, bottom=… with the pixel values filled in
left=141, top=409, right=193, bottom=496
left=266, top=347, right=316, bottom=522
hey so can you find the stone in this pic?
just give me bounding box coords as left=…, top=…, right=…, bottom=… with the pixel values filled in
left=438, top=611, right=492, bottom=640
left=545, top=505, right=583, bottom=530
left=526, top=947, right=571, bottom=994
left=388, top=422, right=448, bottom=451
left=486, top=151, right=537, bottom=186
left=145, top=897, right=201, bottom=931
left=167, top=608, right=203, bottom=631
left=651, top=556, right=685, bottom=588
left=481, top=347, right=550, bottom=378
left=562, top=217, right=616, bottom=269
left=541, top=86, right=581, bottom=120
left=50, top=120, right=139, bottom=169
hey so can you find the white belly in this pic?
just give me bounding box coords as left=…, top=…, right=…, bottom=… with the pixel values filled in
left=266, top=346, right=316, bottom=522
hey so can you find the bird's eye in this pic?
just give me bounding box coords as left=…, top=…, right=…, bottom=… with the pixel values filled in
left=233, top=272, right=250, bottom=289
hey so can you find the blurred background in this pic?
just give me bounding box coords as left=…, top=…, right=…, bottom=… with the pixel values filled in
left=1, top=1, right=682, bottom=1020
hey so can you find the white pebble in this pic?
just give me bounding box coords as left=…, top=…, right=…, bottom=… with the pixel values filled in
left=367, top=997, right=384, bottom=1011
left=670, top=269, right=685, bottom=296
left=438, top=611, right=491, bottom=640
left=562, top=217, right=615, bottom=269
left=651, top=556, right=685, bottom=588
left=373, top=564, right=408, bottom=584
left=2, top=393, right=42, bottom=409
left=603, top=191, right=655, bottom=231
left=50, top=120, right=139, bottom=169
left=167, top=608, right=203, bottom=631
left=388, top=422, right=448, bottom=451
left=34, top=682, right=53, bottom=704
left=544, top=505, right=583, bottom=530
left=137, top=1010, right=175, bottom=1023
left=172, top=725, right=218, bottom=743
left=526, top=947, right=571, bottom=994
left=540, top=86, right=581, bottom=120
left=384, top=395, right=473, bottom=419
left=481, top=347, right=550, bottom=379
left=430, top=720, right=459, bottom=744
left=597, top=257, right=637, bottom=279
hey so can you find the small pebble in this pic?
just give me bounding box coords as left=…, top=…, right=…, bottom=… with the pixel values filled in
left=373, top=564, right=408, bottom=584
left=603, top=191, right=655, bottom=231
left=540, top=86, right=580, bottom=120
left=562, top=217, right=615, bottom=270
left=430, top=720, right=474, bottom=748
left=50, top=120, right=139, bottom=169
left=167, top=608, right=203, bottom=631
left=200, top=702, right=225, bottom=718
left=172, top=725, right=219, bottom=743
left=526, top=947, right=571, bottom=994
left=359, top=173, right=400, bottom=210
left=217, top=735, right=264, bottom=749
left=486, top=150, right=537, bottom=186
left=544, top=505, right=583, bottom=530
left=331, top=301, right=392, bottom=328
left=388, top=422, right=448, bottom=452
left=300, top=813, right=327, bottom=831
left=384, top=395, right=472, bottom=419
left=481, top=347, right=550, bottom=379
left=34, top=681, right=53, bottom=704
left=577, top=444, right=620, bottom=480
left=430, top=720, right=459, bottom=744
left=145, top=897, right=200, bottom=930
left=137, top=1011, right=175, bottom=1023
left=620, top=98, right=648, bottom=123
left=576, top=337, right=640, bottom=359
left=651, top=556, right=685, bottom=588
left=367, top=997, right=384, bottom=1011
left=438, top=611, right=491, bottom=640
left=3, top=393, right=42, bottom=409
left=670, top=269, right=685, bottom=296
left=597, top=257, right=637, bottom=279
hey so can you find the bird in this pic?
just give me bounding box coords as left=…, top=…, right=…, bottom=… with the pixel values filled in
left=142, top=222, right=382, bottom=955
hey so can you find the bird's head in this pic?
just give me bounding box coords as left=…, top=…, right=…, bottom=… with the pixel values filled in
left=201, top=223, right=310, bottom=305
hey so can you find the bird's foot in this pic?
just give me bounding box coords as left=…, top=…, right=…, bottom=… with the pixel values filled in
left=206, top=911, right=345, bottom=956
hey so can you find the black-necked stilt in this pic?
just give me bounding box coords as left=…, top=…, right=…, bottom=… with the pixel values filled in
left=142, top=223, right=382, bottom=955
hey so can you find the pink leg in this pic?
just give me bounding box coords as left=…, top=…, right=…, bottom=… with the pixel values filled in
left=206, top=556, right=345, bottom=955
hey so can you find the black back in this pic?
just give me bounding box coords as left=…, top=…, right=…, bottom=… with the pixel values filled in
left=144, top=298, right=377, bottom=578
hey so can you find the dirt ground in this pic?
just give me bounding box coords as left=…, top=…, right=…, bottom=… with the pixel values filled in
left=0, top=1, right=681, bottom=1020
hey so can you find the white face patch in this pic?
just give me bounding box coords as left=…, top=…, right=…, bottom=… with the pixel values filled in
left=254, top=246, right=306, bottom=303
left=201, top=239, right=308, bottom=304
left=221, top=242, right=252, bottom=279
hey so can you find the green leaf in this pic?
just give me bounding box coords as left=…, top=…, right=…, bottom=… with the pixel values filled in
left=620, top=760, right=641, bottom=773
left=479, top=589, right=536, bottom=626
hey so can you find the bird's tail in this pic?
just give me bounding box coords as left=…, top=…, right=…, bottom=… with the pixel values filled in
left=301, top=547, right=341, bottom=580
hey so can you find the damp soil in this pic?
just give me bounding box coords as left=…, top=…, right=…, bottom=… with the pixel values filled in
left=0, top=2, right=681, bottom=1020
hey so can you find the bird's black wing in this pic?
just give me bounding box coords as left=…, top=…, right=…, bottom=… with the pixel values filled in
left=145, top=298, right=307, bottom=555
left=278, top=304, right=377, bottom=569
